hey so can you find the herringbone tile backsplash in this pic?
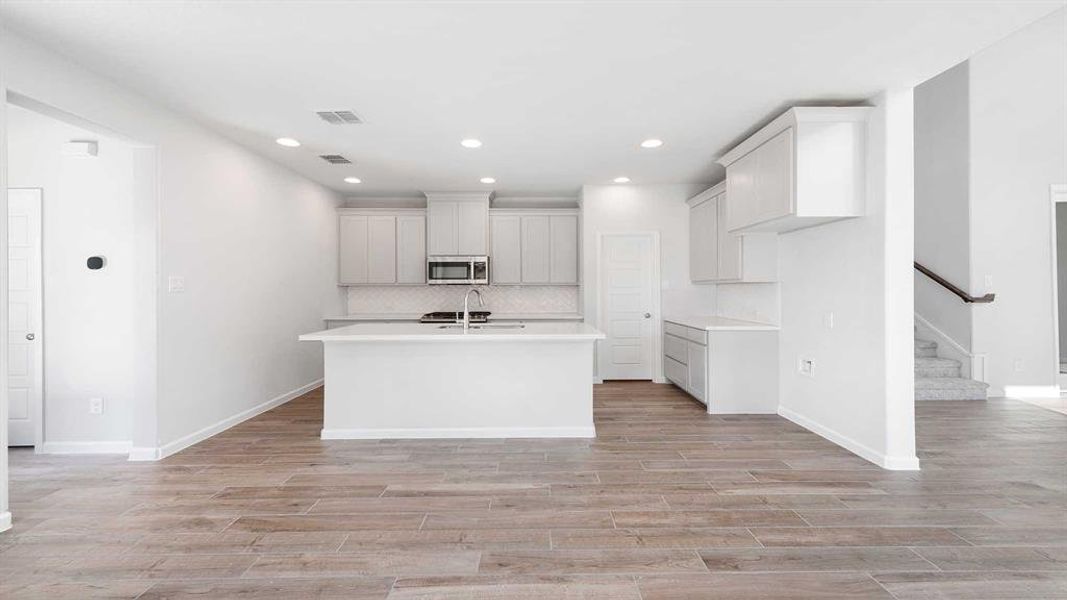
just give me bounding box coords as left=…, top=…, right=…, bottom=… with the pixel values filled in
left=347, top=285, right=580, bottom=314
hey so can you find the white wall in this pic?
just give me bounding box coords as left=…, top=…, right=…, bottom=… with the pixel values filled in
left=777, top=91, right=918, bottom=470
left=1, top=30, right=344, bottom=455
left=969, top=9, right=1067, bottom=396
left=580, top=184, right=716, bottom=379
left=7, top=105, right=138, bottom=446
left=1057, top=204, right=1067, bottom=363
left=914, top=61, right=973, bottom=349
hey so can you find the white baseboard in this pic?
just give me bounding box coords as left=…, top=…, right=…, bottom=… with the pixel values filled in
left=592, top=377, right=604, bottom=384
left=127, top=447, right=161, bottom=462
left=0, top=511, right=11, bottom=533
left=40, top=440, right=132, bottom=455
left=132, top=378, right=323, bottom=462
left=322, top=426, right=596, bottom=440
left=1003, top=385, right=1061, bottom=399
left=778, top=406, right=920, bottom=471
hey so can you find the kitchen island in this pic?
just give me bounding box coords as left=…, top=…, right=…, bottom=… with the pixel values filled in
left=299, top=321, right=605, bottom=439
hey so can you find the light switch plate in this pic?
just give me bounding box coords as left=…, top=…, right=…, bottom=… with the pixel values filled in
left=798, top=357, right=816, bottom=378
left=168, top=276, right=186, bottom=293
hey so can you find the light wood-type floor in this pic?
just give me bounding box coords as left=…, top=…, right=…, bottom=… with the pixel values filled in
left=2, top=381, right=1066, bottom=599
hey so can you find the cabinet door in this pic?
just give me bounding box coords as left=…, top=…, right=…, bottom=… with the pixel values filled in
left=755, top=127, right=794, bottom=223
left=427, top=201, right=457, bottom=255
left=687, top=341, right=707, bottom=404
left=456, top=201, right=488, bottom=255
left=490, top=215, right=522, bottom=284
left=520, top=215, right=551, bottom=283
left=689, top=198, right=718, bottom=281
left=549, top=214, right=579, bottom=283
left=367, top=216, right=397, bottom=284
left=725, top=150, right=759, bottom=231
left=717, top=193, right=742, bottom=281
left=338, top=214, right=369, bottom=284
left=664, top=356, right=688, bottom=390
left=396, top=215, right=426, bottom=284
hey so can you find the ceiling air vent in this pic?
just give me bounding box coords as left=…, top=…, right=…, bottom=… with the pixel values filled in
left=319, top=154, right=352, bottom=165
left=316, top=110, right=364, bottom=125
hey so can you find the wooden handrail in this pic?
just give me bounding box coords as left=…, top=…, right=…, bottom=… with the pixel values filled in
left=914, top=262, right=995, bottom=304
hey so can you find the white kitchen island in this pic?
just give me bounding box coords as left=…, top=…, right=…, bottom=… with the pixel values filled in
left=299, top=321, right=605, bottom=439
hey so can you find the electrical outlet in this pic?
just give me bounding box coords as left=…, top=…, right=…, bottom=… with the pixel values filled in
left=823, top=312, right=835, bottom=330
left=89, top=398, right=103, bottom=415
left=168, top=276, right=185, bottom=293
left=1014, top=359, right=1025, bottom=372
left=798, top=357, right=816, bottom=378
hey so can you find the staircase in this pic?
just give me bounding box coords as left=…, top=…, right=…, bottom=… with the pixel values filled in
left=915, top=337, right=989, bottom=401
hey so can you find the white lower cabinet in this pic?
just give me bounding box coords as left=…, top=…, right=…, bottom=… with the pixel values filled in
left=663, top=319, right=778, bottom=414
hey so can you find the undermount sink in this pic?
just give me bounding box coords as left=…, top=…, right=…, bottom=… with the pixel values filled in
left=436, top=323, right=526, bottom=330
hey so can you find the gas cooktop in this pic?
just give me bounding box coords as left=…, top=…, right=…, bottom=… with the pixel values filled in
left=419, top=311, right=491, bottom=324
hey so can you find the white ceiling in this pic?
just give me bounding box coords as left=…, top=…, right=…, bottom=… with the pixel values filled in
left=2, top=1, right=1062, bottom=196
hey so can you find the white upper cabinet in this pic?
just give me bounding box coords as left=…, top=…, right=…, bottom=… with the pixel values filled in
left=367, top=216, right=397, bottom=284
left=489, top=214, right=522, bottom=284
left=338, top=209, right=426, bottom=286
left=718, top=107, right=871, bottom=233
left=687, top=183, right=777, bottom=283
left=426, top=193, right=490, bottom=255
left=549, top=214, right=579, bottom=284
left=521, top=215, right=551, bottom=283
left=396, top=214, right=426, bottom=284
left=339, top=214, right=370, bottom=284
left=489, top=209, right=579, bottom=285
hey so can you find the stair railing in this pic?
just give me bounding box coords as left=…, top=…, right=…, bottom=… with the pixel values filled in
left=914, top=262, right=995, bottom=304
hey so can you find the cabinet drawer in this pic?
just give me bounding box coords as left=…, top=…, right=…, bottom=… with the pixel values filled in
left=664, top=356, right=688, bottom=389
left=664, top=333, right=688, bottom=364
left=664, top=321, right=688, bottom=338
left=687, top=328, right=708, bottom=345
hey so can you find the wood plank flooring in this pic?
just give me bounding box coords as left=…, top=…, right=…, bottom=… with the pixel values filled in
left=2, top=381, right=1066, bottom=599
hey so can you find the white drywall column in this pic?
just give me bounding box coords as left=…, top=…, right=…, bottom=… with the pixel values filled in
left=877, top=88, right=919, bottom=469
left=130, top=147, right=159, bottom=459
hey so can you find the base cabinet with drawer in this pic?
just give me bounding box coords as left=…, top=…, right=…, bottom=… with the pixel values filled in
left=663, top=319, right=778, bottom=414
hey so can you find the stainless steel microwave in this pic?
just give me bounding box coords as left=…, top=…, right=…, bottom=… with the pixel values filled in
left=427, top=256, right=489, bottom=285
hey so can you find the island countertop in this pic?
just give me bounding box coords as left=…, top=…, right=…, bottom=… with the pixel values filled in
left=300, top=321, right=605, bottom=342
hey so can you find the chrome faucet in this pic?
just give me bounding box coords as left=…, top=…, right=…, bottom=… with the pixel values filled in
left=462, top=288, right=485, bottom=331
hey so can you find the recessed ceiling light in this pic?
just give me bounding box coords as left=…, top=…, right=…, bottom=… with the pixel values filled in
left=480, top=177, right=496, bottom=184
left=275, top=137, right=301, bottom=147
left=640, top=139, right=664, bottom=149
left=461, top=138, right=483, bottom=149
left=614, top=177, right=631, bottom=183
left=344, top=177, right=362, bottom=184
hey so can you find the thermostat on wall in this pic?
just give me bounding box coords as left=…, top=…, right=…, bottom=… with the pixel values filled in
left=87, top=256, right=107, bottom=270
left=63, top=140, right=99, bottom=157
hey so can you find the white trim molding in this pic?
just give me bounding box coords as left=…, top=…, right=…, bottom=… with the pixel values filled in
left=914, top=312, right=986, bottom=382
left=130, top=379, right=323, bottom=461
left=322, top=426, right=596, bottom=440
left=778, top=406, right=920, bottom=471
left=40, top=441, right=132, bottom=455
left=0, top=511, right=11, bottom=533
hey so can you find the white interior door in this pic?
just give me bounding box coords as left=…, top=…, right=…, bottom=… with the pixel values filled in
left=598, top=234, right=655, bottom=380
left=8, top=189, right=43, bottom=447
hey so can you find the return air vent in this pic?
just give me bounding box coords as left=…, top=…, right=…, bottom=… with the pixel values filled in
left=319, top=154, right=352, bottom=165
left=316, top=110, right=364, bottom=125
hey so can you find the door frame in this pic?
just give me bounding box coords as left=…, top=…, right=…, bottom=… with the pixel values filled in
left=1048, top=184, right=1067, bottom=393
left=594, top=231, right=662, bottom=383
left=8, top=188, right=45, bottom=451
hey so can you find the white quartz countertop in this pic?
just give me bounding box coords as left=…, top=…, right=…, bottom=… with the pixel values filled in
left=324, top=313, right=584, bottom=322
left=664, top=315, right=780, bottom=331
left=301, top=321, right=605, bottom=342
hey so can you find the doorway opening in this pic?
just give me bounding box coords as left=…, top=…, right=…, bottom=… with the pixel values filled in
left=5, top=97, right=158, bottom=455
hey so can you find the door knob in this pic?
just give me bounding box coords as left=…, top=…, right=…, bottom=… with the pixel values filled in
left=26, top=333, right=35, bottom=341
left=644, top=313, right=651, bottom=319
